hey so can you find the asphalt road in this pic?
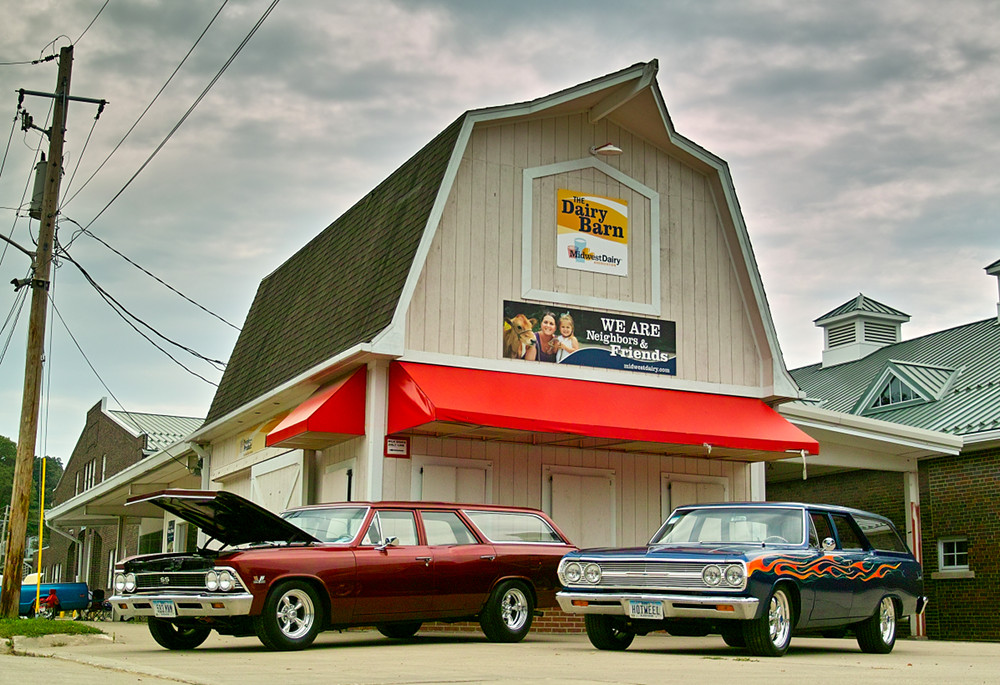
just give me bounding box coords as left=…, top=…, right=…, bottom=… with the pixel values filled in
left=3, top=620, right=996, bottom=685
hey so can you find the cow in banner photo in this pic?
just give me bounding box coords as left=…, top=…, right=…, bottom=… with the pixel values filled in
left=503, top=314, right=536, bottom=359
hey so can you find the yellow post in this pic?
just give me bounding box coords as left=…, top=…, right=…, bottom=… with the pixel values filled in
left=33, top=456, right=48, bottom=615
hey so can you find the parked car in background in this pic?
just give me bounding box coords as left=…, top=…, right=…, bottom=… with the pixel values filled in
left=4, top=572, right=90, bottom=617
left=109, top=490, right=575, bottom=651
left=557, top=502, right=926, bottom=657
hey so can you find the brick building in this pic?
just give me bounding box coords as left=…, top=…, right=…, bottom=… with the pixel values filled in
left=771, top=261, right=1000, bottom=641
left=41, top=399, right=202, bottom=596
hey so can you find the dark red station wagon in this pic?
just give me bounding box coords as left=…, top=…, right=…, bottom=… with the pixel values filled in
left=109, top=490, right=575, bottom=651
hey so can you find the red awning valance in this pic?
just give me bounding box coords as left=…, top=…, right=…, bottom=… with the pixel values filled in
left=388, top=362, right=818, bottom=459
left=266, top=367, right=366, bottom=449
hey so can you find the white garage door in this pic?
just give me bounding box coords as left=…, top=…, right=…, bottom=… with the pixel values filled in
left=549, top=470, right=615, bottom=548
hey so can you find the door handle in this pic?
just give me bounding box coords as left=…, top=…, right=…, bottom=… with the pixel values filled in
left=416, top=556, right=432, bottom=566
left=480, top=554, right=496, bottom=561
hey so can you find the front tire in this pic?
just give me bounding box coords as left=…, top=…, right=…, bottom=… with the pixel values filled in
left=584, top=615, right=635, bottom=651
left=720, top=623, right=746, bottom=648
left=147, top=618, right=211, bottom=650
left=743, top=585, right=793, bottom=657
left=856, top=596, right=896, bottom=654
left=479, top=580, right=534, bottom=642
left=253, top=580, right=323, bottom=651
left=377, top=622, right=422, bottom=639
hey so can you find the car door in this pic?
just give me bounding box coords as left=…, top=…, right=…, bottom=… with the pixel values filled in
left=828, top=512, right=872, bottom=620
left=805, top=510, right=856, bottom=623
left=419, top=509, right=498, bottom=616
left=351, top=509, right=435, bottom=619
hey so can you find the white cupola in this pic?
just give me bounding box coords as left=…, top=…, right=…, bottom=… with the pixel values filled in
left=987, top=258, right=1000, bottom=324
left=815, top=294, right=910, bottom=368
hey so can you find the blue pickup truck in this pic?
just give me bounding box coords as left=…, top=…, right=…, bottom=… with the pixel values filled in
left=9, top=573, right=90, bottom=617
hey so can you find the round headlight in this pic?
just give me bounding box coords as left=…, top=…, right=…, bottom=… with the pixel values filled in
left=583, top=563, right=602, bottom=584
left=702, top=565, right=722, bottom=586
left=206, top=570, right=219, bottom=591
left=114, top=573, right=126, bottom=593
left=219, top=571, right=234, bottom=592
left=124, top=572, right=137, bottom=593
left=563, top=562, right=583, bottom=584
left=725, top=565, right=745, bottom=587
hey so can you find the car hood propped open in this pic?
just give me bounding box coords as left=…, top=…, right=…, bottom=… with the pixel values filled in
left=126, top=489, right=321, bottom=546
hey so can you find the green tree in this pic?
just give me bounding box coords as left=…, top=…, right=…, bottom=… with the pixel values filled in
left=0, top=435, right=63, bottom=544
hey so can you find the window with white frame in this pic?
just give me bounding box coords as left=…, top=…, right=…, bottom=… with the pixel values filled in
left=106, top=548, right=117, bottom=590
left=938, top=538, right=969, bottom=571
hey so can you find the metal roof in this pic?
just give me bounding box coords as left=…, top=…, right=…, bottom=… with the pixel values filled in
left=814, top=293, right=910, bottom=324
left=108, top=410, right=203, bottom=452
left=791, top=317, right=1000, bottom=437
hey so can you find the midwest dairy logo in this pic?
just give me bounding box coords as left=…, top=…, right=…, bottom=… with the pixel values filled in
left=556, top=189, right=628, bottom=276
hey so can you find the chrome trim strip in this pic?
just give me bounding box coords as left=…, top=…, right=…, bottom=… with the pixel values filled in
left=109, top=592, right=254, bottom=618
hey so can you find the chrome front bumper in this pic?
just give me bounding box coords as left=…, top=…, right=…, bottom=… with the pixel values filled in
left=109, top=592, right=254, bottom=618
left=557, top=591, right=760, bottom=620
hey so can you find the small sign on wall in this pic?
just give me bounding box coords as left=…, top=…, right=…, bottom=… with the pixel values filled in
left=556, top=188, right=628, bottom=276
left=385, top=436, right=410, bottom=458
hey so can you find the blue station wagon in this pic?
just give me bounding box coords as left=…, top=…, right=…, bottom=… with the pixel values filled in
left=556, top=502, right=926, bottom=657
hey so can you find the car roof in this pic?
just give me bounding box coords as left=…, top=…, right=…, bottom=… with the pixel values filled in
left=674, top=501, right=893, bottom=522
left=284, top=501, right=550, bottom=515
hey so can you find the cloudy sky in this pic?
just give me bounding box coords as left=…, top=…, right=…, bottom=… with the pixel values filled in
left=1, top=0, right=997, bottom=461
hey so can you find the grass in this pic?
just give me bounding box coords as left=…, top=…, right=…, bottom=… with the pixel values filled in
left=0, top=617, right=104, bottom=639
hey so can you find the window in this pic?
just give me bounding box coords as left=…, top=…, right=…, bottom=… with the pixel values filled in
left=421, top=511, right=477, bottom=546
left=831, top=514, right=864, bottom=550
left=854, top=515, right=908, bottom=553
left=872, top=376, right=918, bottom=408
left=138, top=530, right=162, bottom=555
left=364, top=510, right=418, bottom=546
left=106, top=548, right=117, bottom=590
left=463, top=510, right=563, bottom=544
left=939, top=538, right=969, bottom=571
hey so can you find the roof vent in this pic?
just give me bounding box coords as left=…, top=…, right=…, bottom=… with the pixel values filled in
left=814, top=294, right=909, bottom=368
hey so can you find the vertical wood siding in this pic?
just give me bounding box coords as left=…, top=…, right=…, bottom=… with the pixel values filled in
left=405, top=113, right=764, bottom=386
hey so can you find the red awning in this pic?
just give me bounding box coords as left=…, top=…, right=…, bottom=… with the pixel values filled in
left=388, top=362, right=818, bottom=460
left=266, top=367, right=366, bottom=448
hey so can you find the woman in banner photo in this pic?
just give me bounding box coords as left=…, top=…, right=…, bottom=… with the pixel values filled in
left=532, top=311, right=559, bottom=362
left=554, top=312, right=580, bottom=362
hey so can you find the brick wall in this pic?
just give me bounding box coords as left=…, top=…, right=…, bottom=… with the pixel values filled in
left=919, top=446, right=1000, bottom=641
left=766, top=469, right=906, bottom=534
left=423, top=608, right=585, bottom=634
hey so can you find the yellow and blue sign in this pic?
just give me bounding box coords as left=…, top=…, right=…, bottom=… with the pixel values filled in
left=557, top=189, right=628, bottom=276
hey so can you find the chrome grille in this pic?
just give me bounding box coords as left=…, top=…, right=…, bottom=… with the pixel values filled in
left=135, top=571, right=207, bottom=591
left=590, top=561, right=743, bottom=591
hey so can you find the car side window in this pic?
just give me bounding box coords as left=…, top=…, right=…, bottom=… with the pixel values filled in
left=421, top=511, right=477, bottom=546
left=854, top=514, right=909, bottom=553
left=810, top=512, right=834, bottom=548
left=364, top=510, right=419, bottom=546
left=831, top=514, right=864, bottom=551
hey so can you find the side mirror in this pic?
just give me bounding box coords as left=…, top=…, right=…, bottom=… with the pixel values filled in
left=821, top=537, right=836, bottom=552
left=375, top=536, right=399, bottom=552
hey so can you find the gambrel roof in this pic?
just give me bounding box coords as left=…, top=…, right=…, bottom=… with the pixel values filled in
left=792, top=318, right=1000, bottom=437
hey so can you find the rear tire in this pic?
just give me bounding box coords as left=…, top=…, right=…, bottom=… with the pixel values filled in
left=584, top=615, right=635, bottom=651
left=377, top=622, right=422, bottom=638
left=856, top=596, right=896, bottom=654
left=743, top=585, right=793, bottom=657
left=253, top=580, right=323, bottom=651
left=147, top=618, right=211, bottom=650
left=479, top=580, right=534, bottom=642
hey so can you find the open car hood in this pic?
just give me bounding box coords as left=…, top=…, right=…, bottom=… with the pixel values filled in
left=126, top=489, right=320, bottom=546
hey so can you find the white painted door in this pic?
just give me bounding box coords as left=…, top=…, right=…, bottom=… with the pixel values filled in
left=251, top=451, right=307, bottom=513
left=661, top=477, right=727, bottom=519
left=420, top=464, right=487, bottom=503
left=551, top=471, right=614, bottom=548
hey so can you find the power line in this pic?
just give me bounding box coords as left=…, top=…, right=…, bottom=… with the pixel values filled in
left=73, top=0, right=280, bottom=232
left=61, top=0, right=231, bottom=209
left=75, top=0, right=109, bottom=45
left=60, top=217, right=241, bottom=331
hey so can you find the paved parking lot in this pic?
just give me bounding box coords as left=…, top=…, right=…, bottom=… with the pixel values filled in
left=4, top=620, right=997, bottom=685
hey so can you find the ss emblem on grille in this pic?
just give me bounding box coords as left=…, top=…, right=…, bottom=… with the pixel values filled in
left=160, top=576, right=171, bottom=585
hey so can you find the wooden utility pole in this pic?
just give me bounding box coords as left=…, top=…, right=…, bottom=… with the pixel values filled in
left=0, top=45, right=73, bottom=617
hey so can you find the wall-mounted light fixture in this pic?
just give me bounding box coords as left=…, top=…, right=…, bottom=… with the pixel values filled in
left=589, top=142, right=623, bottom=156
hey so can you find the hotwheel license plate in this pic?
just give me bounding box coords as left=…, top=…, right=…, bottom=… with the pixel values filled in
left=151, top=599, right=177, bottom=618
left=627, top=599, right=664, bottom=620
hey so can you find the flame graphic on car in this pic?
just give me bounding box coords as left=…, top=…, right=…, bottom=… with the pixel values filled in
left=745, top=555, right=901, bottom=582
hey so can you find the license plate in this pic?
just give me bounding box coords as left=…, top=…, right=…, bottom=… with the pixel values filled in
left=151, top=599, right=177, bottom=618
left=627, top=599, right=664, bottom=620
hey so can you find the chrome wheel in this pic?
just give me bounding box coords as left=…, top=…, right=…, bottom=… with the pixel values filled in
left=857, top=596, right=897, bottom=653
left=500, top=586, right=530, bottom=632
left=275, top=587, right=315, bottom=640
left=877, top=597, right=896, bottom=644
left=744, top=585, right=794, bottom=657
left=768, top=589, right=791, bottom=648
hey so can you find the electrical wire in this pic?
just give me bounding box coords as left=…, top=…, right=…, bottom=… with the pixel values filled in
left=58, top=249, right=224, bottom=385
left=0, top=273, right=30, bottom=367
left=61, top=0, right=231, bottom=210
left=60, top=216, right=240, bottom=330
left=0, top=55, right=59, bottom=67
left=75, top=0, right=280, bottom=233
left=75, top=0, right=109, bottom=45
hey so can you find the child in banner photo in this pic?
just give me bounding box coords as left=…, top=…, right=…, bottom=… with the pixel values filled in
left=554, top=312, right=580, bottom=362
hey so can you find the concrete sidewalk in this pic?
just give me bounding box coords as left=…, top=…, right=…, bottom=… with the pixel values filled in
left=5, top=619, right=998, bottom=685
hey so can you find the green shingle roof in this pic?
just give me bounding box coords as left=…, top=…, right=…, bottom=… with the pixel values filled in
left=206, top=115, right=465, bottom=423
left=792, top=318, right=1000, bottom=437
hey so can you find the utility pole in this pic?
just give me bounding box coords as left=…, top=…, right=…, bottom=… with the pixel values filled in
left=0, top=45, right=73, bottom=618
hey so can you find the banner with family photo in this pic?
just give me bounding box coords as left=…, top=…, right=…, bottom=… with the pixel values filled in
left=502, top=300, right=676, bottom=375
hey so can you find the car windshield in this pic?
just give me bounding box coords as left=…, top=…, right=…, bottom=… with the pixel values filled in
left=650, top=507, right=804, bottom=545
left=281, top=506, right=369, bottom=543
